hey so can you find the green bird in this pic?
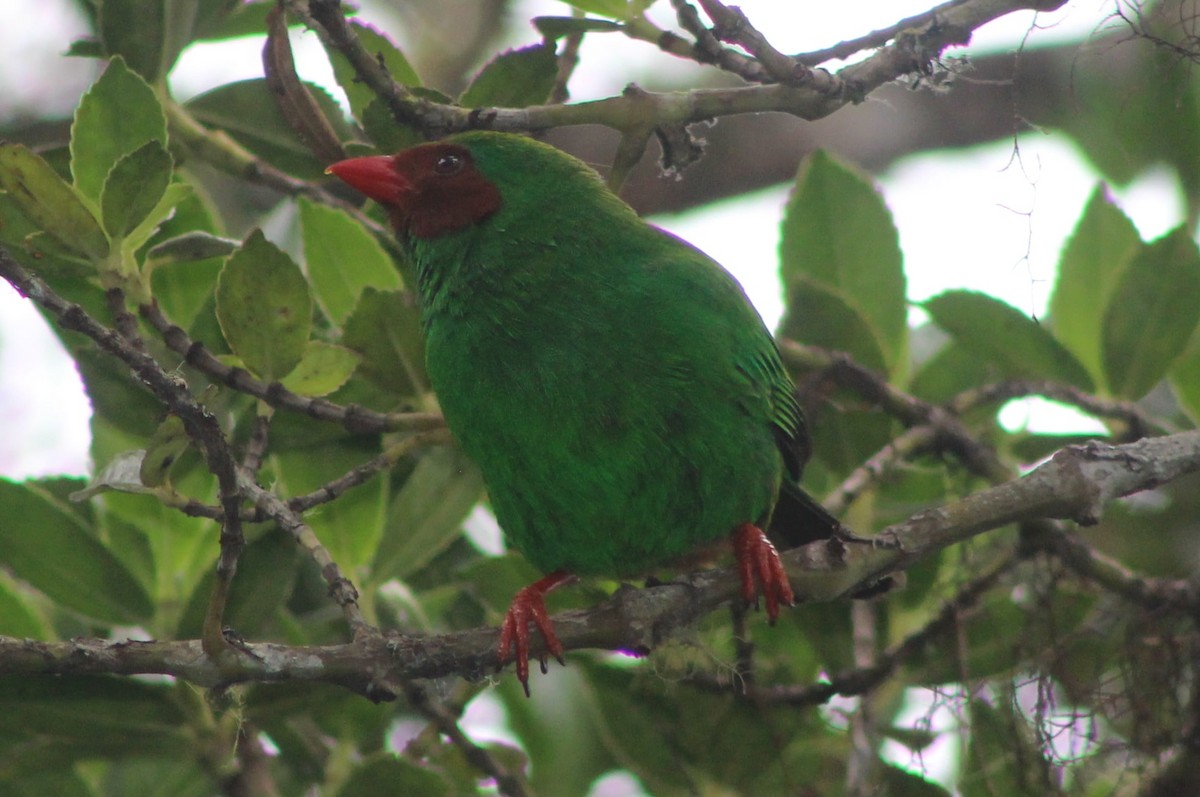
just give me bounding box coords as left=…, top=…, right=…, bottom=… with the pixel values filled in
left=328, top=132, right=840, bottom=693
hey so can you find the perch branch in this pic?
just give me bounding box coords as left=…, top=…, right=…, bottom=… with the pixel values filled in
left=2, top=430, right=1197, bottom=693
left=302, top=0, right=1064, bottom=139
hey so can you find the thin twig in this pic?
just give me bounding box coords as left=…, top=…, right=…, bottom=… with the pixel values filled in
left=687, top=551, right=1020, bottom=704
left=238, top=471, right=371, bottom=636
left=795, top=0, right=975, bottom=66
left=145, top=428, right=453, bottom=522
left=0, top=246, right=247, bottom=658
left=550, top=28, right=584, bottom=104
left=105, top=286, right=145, bottom=350
left=285, top=428, right=453, bottom=513
left=694, top=0, right=812, bottom=85
left=950, top=379, right=1173, bottom=438
left=242, top=412, right=273, bottom=476
left=298, top=0, right=1054, bottom=137
left=139, top=301, right=444, bottom=435
left=402, top=681, right=532, bottom=797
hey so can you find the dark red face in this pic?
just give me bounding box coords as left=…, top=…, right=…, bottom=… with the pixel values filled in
left=327, top=143, right=502, bottom=239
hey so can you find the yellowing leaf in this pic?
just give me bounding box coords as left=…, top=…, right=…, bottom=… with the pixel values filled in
left=0, top=143, right=109, bottom=261
left=281, top=341, right=362, bottom=397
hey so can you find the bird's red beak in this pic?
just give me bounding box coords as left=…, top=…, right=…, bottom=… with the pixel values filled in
left=325, top=156, right=409, bottom=205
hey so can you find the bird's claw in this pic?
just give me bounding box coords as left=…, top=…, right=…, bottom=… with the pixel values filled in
left=732, top=522, right=795, bottom=624
left=497, top=573, right=570, bottom=696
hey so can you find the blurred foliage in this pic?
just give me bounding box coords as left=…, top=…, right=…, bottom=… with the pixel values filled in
left=2, top=1, right=1200, bottom=796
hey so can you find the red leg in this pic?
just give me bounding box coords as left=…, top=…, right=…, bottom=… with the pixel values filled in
left=731, top=523, right=795, bottom=624
left=497, top=570, right=574, bottom=696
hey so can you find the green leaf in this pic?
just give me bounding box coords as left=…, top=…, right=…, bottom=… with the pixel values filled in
left=909, top=589, right=1094, bottom=687
left=360, top=98, right=424, bottom=154
left=179, top=528, right=300, bottom=638
left=0, top=676, right=190, bottom=758
left=193, top=0, right=273, bottom=41
left=215, top=229, right=313, bottom=381
left=960, top=699, right=1046, bottom=797
left=280, top=341, right=362, bottom=397
left=0, top=143, right=110, bottom=260
left=372, top=447, right=485, bottom=584
left=101, top=140, right=174, bottom=239
left=269, top=435, right=388, bottom=572
left=185, top=79, right=354, bottom=178
left=0, top=573, right=49, bottom=639
left=459, top=43, right=559, bottom=108
left=121, top=182, right=194, bottom=269
left=924, top=291, right=1095, bottom=390
left=333, top=755, right=452, bottom=797
left=1051, top=47, right=1200, bottom=200
left=0, top=181, right=92, bottom=285
left=139, top=413, right=191, bottom=487
left=881, top=765, right=953, bottom=797
left=299, top=197, right=402, bottom=325
left=781, top=278, right=889, bottom=372
left=327, top=22, right=421, bottom=125
left=533, top=16, right=623, bottom=39
left=1170, top=331, right=1200, bottom=424
left=74, top=347, right=163, bottom=439
left=558, top=0, right=629, bottom=17
left=97, top=758, right=212, bottom=797
left=0, top=479, right=152, bottom=623
left=98, top=0, right=166, bottom=82
left=147, top=231, right=239, bottom=265
left=780, top=150, right=907, bottom=374
left=141, top=176, right=223, bottom=328
left=97, top=0, right=199, bottom=82
left=71, top=57, right=168, bottom=203
left=0, top=768, right=97, bottom=797
left=577, top=662, right=831, bottom=794
left=1048, top=187, right=1142, bottom=385
left=102, top=487, right=214, bottom=621
left=1102, top=226, right=1200, bottom=399
left=343, top=287, right=428, bottom=397
left=909, top=335, right=997, bottom=404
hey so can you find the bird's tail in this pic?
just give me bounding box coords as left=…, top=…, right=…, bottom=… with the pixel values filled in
left=768, top=481, right=844, bottom=549
left=769, top=481, right=900, bottom=599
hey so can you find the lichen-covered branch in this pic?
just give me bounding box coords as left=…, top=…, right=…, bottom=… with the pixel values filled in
left=2, top=429, right=1197, bottom=693
left=301, top=0, right=1067, bottom=138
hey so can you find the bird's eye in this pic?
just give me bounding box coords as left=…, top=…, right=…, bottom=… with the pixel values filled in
left=433, top=153, right=464, bottom=175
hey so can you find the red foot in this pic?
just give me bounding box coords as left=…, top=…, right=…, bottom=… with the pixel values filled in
left=497, top=570, right=574, bottom=696
left=731, top=523, right=795, bottom=624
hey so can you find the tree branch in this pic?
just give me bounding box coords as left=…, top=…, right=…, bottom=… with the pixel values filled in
left=302, top=0, right=1065, bottom=139
left=139, top=301, right=443, bottom=435
left=2, top=430, right=1197, bottom=693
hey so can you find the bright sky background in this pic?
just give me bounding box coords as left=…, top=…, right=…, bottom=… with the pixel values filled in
left=0, top=0, right=1180, bottom=467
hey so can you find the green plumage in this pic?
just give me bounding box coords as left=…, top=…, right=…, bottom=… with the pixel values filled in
left=402, top=132, right=813, bottom=577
